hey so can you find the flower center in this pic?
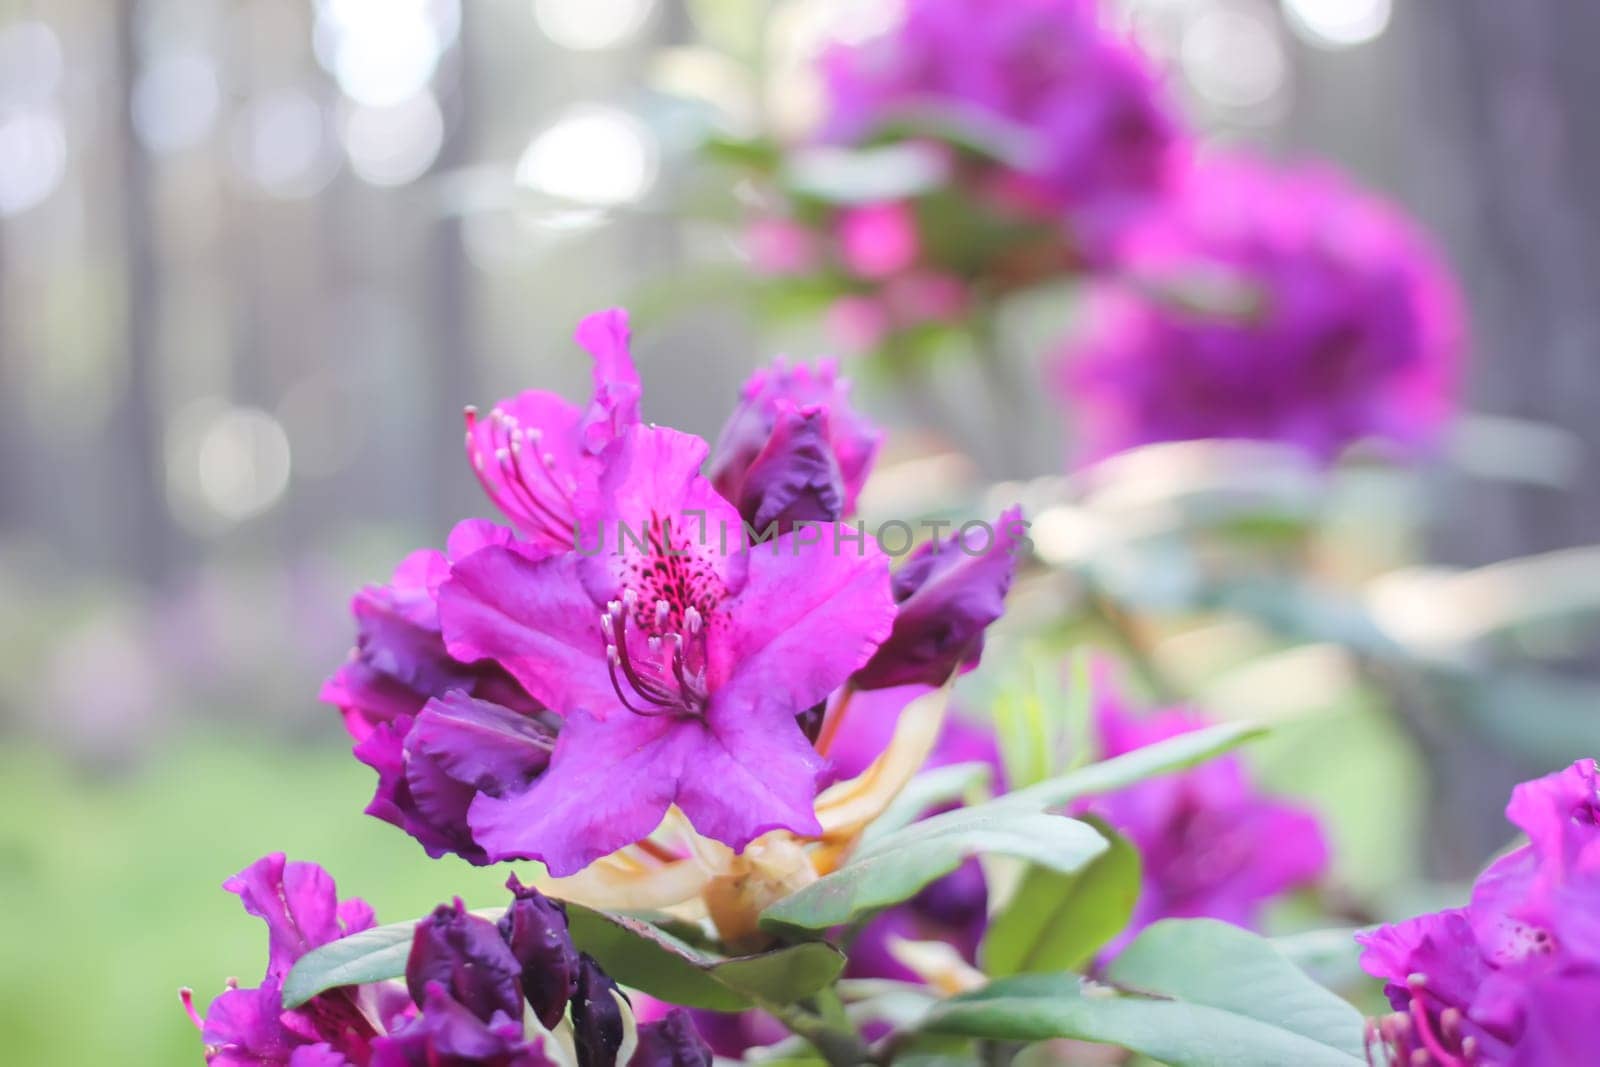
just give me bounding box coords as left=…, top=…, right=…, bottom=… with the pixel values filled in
left=600, top=590, right=710, bottom=720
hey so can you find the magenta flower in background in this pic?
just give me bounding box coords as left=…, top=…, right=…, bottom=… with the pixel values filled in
left=852, top=507, right=1027, bottom=691
left=1078, top=685, right=1329, bottom=952
left=1058, top=152, right=1465, bottom=463
left=818, top=0, right=1186, bottom=261
left=709, top=356, right=882, bottom=529
left=440, top=424, right=896, bottom=875
left=1359, top=760, right=1600, bottom=1066
left=190, top=854, right=413, bottom=1067
left=464, top=309, right=640, bottom=552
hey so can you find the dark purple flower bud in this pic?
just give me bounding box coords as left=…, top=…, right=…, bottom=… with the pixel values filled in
left=852, top=507, right=1026, bottom=690
left=710, top=358, right=881, bottom=524
left=355, top=693, right=557, bottom=866
left=407, top=900, right=524, bottom=1024
left=629, top=1009, right=713, bottom=1067
left=498, top=876, right=580, bottom=1030
left=570, top=954, right=627, bottom=1067
left=730, top=405, right=847, bottom=533
left=370, top=983, right=550, bottom=1067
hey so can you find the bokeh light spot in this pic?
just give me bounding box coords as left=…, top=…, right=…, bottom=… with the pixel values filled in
left=514, top=105, right=658, bottom=207
left=1282, top=0, right=1392, bottom=50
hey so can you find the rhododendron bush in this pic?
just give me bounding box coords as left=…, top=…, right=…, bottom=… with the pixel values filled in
left=166, top=2, right=1600, bottom=1067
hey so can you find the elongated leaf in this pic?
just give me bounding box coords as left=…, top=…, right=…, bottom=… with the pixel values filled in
left=925, top=919, right=1366, bottom=1067
left=1271, top=927, right=1371, bottom=993
left=999, top=720, right=1265, bottom=812
left=857, top=761, right=992, bottom=848
left=282, top=920, right=417, bottom=1008
left=980, top=816, right=1141, bottom=976
left=761, top=807, right=1107, bottom=935
left=565, top=905, right=845, bottom=1010
left=285, top=904, right=845, bottom=1012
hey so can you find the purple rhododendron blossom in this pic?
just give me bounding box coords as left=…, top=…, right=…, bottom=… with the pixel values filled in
left=1359, top=760, right=1600, bottom=1066
left=1078, top=686, right=1329, bottom=953
left=440, top=424, right=896, bottom=875
left=354, top=692, right=557, bottom=866
left=464, top=309, right=641, bottom=552
left=1058, top=153, right=1464, bottom=463
left=852, top=507, right=1026, bottom=690
left=500, top=875, right=581, bottom=1030
left=406, top=900, right=524, bottom=1025
left=709, top=357, right=882, bottom=527
left=628, top=1007, right=715, bottom=1067
left=819, top=0, right=1185, bottom=260
left=368, top=984, right=550, bottom=1067
left=321, top=519, right=536, bottom=743
left=196, top=855, right=410, bottom=1066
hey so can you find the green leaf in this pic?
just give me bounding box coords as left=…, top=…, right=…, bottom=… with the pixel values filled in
left=566, top=904, right=846, bottom=1010
left=760, top=720, right=1261, bottom=937
left=999, top=720, right=1266, bottom=812
left=857, top=761, right=992, bottom=848
left=281, top=920, right=414, bottom=1009
left=761, top=807, right=1107, bottom=935
left=925, top=919, right=1367, bottom=1067
left=980, top=816, right=1141, bottom=976
left=285, top=904, right=845, bottom=1013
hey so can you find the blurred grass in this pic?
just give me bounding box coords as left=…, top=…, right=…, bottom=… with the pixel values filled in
left=0, top=732, right=512, bottom=1066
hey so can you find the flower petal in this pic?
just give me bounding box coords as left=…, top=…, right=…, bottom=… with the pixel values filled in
left=714, top=525, right=894, bottom=714
left=468, top=709, right=685, bottom=876
left=439, top=548, right=613, bottom=719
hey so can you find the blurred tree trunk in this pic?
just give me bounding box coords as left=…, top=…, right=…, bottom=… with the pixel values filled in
left=422, top=7, right=483, bottom=530
left=109, top=0, right=178, bottom=585
left=1384, top=2, right=1600, bottom=875
left=1401, top=1, right=1600, bottom=565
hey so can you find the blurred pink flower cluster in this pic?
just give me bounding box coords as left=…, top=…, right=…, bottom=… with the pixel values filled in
left=738, top=0, right=1465, bottom=465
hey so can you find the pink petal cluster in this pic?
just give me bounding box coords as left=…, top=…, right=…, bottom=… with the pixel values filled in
left=324, top=309, right=1023, bottom=878
left=1359, top=760, right=1600, bottom=1066
left=1076, top=682, right=1329, bottom=952
left=818, top=0, right=1185, bottom=259
left=190, top=857, right=712, bottom=1066
left=1057, top=153, right=1465, bottom=463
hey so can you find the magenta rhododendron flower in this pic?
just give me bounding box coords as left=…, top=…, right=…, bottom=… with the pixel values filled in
left=1058, top=153, right=1465, bottom=463
left=709, top=356, right=882, bottom=529
left=321, top=519, right=536, bottom=742
left=368, top=984, right=549, bottom=1067
left=819, top=0, right=1185, bottom=260
left=354, top=691, right=556, bottom=866
left=852, top=507, right=1027, bottom=691
left=464, top=309, right=640, bottom=552
left=191, top=854, right=412, bottom=1066
left=1078, top=685, right=1328, bottom=951
left=440, top=424, right=896, bottom=875
left=1359, top=760, right=1600, bottom=1066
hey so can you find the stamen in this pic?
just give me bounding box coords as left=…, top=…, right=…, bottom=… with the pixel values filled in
left=1406, top=990, right=1467, bottom=1067
left=655, top=599, right=670, bottom=628
left=180, top=988, right=203, bottom=1030
left=685, top=606, right=702, bottom=634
